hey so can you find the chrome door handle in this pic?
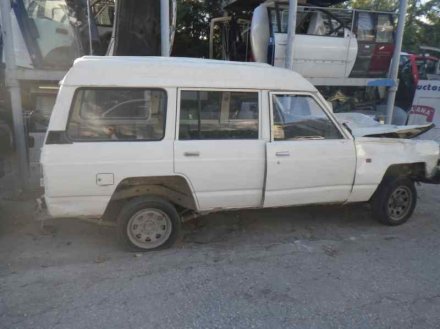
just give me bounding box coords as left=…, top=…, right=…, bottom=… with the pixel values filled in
left=275, top=151, right=290, bottom=157
left=184, top=151, right=200, bottom=157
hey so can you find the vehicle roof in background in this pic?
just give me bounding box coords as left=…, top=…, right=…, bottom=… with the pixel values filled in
left=224, top=0, right=347, bottom=11
left=402, top=53, right=439, bottom=60
left=62, top=56, right=317, bottom=92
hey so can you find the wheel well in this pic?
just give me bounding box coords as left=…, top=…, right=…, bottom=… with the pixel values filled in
left=381, top=163, right=426, bottom=183
left=102, top=176, right=197, bottom=222
left=369, top=163, right=424, bottom=203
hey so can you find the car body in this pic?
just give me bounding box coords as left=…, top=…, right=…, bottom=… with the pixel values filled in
left=1, top=0, right=177, bottom=69
left=41, top=57, right=440, bottom=250
left=0, top=0, right=84, bottom=69
left=210, top=0, right=395, bottom=79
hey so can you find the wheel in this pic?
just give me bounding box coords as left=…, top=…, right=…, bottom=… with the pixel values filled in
left=117, top=196, right=181, bottom=251
left=371, top=176, right=417, bottom=226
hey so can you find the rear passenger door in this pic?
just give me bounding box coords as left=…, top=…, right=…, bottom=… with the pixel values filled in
left=174, top=89, right=266, bottom=211
left=264, top=92, right=356, bottom=208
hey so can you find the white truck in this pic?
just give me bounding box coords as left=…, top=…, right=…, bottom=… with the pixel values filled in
left=41, top=57, right=440, bottom=251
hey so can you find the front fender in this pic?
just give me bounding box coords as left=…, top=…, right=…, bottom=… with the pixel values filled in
left=355, top=138, right=439, bottom=186
left=347, top=138, right=439, bottom=202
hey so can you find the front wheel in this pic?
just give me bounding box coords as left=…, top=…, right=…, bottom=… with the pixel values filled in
left=371, top=176, right=417, bottom=226
left=117, top=197, right=181, bottom=251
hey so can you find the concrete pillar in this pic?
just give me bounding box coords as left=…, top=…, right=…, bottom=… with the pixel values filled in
left=0, top=0, right=29, bottom=190
left=385, top=0, right=408, bottom=124
left=161, top=0, right=170, bottom=56
left=285, top=0, right=298, bottom=70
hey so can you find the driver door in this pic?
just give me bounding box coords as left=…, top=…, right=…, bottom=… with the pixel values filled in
left=264, top=92, right=356, bottom=208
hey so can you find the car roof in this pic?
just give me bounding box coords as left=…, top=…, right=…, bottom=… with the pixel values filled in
left=62, top=56, right=317, bottom=93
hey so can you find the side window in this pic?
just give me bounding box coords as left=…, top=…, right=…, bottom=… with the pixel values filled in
left=272, top=9, right=345, bottom=38
left=272, top=95, right=343, bottom=141
left=356, top=12, right=375, bottom=41
left=179, top=90, right=259, bottom=140
left=376, top=14, right=394, bottom=43
left=303, top=11, right=345, bottom=37
left=92, top=3, right=115, bottom=27
left=67, top=88, right=166, bottom=141
left=269, top=8, right=289, bottom=33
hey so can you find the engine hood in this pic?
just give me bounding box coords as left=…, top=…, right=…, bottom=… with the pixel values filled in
left=335, top=113, right=435, bottom=139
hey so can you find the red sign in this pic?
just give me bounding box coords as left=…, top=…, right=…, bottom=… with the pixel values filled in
left=409, top=105, right=436, bottom=123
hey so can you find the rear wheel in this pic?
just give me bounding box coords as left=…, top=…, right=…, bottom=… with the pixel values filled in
left=118, top=197, right=181, bottom=251
left=371, top=176, right=417, bottom=226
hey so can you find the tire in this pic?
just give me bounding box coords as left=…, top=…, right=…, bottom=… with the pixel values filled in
left=371, top=176, right=417, bottom=226
left=117, top=196, right=181, bottom=251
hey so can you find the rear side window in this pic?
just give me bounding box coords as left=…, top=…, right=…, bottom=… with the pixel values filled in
left=179, top=90, right=259, bottom=140
left=67, top=88, right=166, bottom=141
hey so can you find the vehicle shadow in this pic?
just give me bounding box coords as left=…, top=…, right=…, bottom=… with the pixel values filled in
left=0, top=198, right=417, bottom=268
left=182, top=203, right=377, bottom=247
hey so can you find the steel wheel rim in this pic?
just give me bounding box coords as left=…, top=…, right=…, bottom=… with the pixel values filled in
left=127, top=208, right=172, bottom=249
left=387, top=186, right=413, bottom=221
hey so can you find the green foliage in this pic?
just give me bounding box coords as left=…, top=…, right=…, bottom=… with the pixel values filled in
left=172, top=0, right=223, bottom=57
left=404, top=0, right=440, bottom=53
left=346, top=0, right=397, bottom=11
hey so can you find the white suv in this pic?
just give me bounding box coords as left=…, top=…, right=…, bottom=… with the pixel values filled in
left=41, top=56, right=440, bottom=251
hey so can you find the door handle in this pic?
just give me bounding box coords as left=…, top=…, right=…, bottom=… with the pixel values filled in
left=184, top=151, right=200, bottom=157
left=275, top=151, right=290, bottom=157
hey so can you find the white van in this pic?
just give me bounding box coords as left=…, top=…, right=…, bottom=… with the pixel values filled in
left=41, top=56, right=440, bottom=251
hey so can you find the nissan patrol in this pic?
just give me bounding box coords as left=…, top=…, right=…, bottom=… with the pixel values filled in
left=41, top=56, right=440, bottom=251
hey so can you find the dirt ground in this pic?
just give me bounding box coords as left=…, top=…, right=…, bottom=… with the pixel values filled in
left=1, top=184, right=440, bottom=329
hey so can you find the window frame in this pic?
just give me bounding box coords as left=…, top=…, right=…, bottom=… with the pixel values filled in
left=268, top=91, right=349, bottom=142
left=65, top=87, right=168, bottom=143
left=375, top=13, right=394, bottom=44
left=176, top=88, right=262, bottom=141
left=268, top=6, right=348, bottom=38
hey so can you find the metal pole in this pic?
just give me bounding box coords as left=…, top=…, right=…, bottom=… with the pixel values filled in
left=86, top=0, right=93, bottom=54
left=0, top=0, right=29, bottom=190
left=385, top=0, right=408, bottom=124
left=285, top=0, right=298, bottom=70
left=161, top=0, right=170, bottom=56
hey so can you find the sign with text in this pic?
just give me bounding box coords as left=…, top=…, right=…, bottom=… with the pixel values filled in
left=408, top=80, right=440, bottom=141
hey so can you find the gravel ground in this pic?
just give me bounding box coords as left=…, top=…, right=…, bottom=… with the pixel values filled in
left=0, top=184, right=439, bottom=329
